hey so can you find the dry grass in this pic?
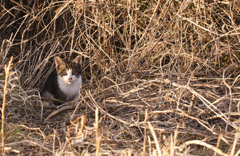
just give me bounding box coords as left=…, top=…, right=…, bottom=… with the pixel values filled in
left=1, top=0, right=240, bottom=155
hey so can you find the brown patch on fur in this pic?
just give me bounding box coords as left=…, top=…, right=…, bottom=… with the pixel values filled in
left=55, top=57, right=67, bottom=75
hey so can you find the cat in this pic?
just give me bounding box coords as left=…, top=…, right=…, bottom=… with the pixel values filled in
left=43, top=56, right=82, bottom=105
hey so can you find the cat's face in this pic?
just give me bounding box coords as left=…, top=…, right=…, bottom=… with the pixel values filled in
left=55, top=56, right=82, bottom=84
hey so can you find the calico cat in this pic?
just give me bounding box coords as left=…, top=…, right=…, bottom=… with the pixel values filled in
left=43, top=56, right=82, bottom=105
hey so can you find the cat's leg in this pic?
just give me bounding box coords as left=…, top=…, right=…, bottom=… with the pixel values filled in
left=73, top=96, right=80, bottom=107
left=43, top=91, right=54, bottom=98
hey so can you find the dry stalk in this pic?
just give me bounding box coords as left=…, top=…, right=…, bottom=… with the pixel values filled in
left=4, top=140, right=53, bottom=154
left=52, top=129, right=56, bottom=156
left=68, top=115, right=87, bottom=150
left=230, top=132, right=240, bottom=156
left=1, top=56, right=13, bottom=156
left=148, top=122, right=162, bottom=156
left=223, top=64, right=236, bottom=132
left=214, top=134, right=222, bottom=156
left=170, top=124, right=179, bottom=156
left=95, top=108, right=100, bottom=156
left=45, top=105, right=75, bottom=121
left=179, top=140, right=227, bottom=156
left=143, top=109, right=148, bottom=156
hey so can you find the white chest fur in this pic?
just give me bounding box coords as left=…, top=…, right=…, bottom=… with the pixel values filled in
left=57, top=75, right=82, bottom=101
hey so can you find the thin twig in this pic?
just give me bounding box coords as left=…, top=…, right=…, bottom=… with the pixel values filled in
left=45, top=105, right=75, bottom=121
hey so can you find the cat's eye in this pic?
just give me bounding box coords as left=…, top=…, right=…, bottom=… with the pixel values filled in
left=60, top=71, right=67, bottom=76
left=72, top=71, right=77, bottom=75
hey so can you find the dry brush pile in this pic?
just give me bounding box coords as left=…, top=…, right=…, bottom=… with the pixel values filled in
left=0, top=0, right=240, bottom=155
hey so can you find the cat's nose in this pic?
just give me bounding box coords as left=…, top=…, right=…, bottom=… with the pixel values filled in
left=68, top=77, right=72, bottom=81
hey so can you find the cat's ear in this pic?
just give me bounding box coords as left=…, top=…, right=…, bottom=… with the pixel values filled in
left=55, top=57, right=64, bottom=68
left=73, top=56, right=82, bottom=65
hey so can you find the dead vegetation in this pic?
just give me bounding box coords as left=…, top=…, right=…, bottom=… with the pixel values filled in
left=1, top=0, right=240, bottom=155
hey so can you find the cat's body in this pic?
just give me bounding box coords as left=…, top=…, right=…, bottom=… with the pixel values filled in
left=43, top=56, right=82, bottom=105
